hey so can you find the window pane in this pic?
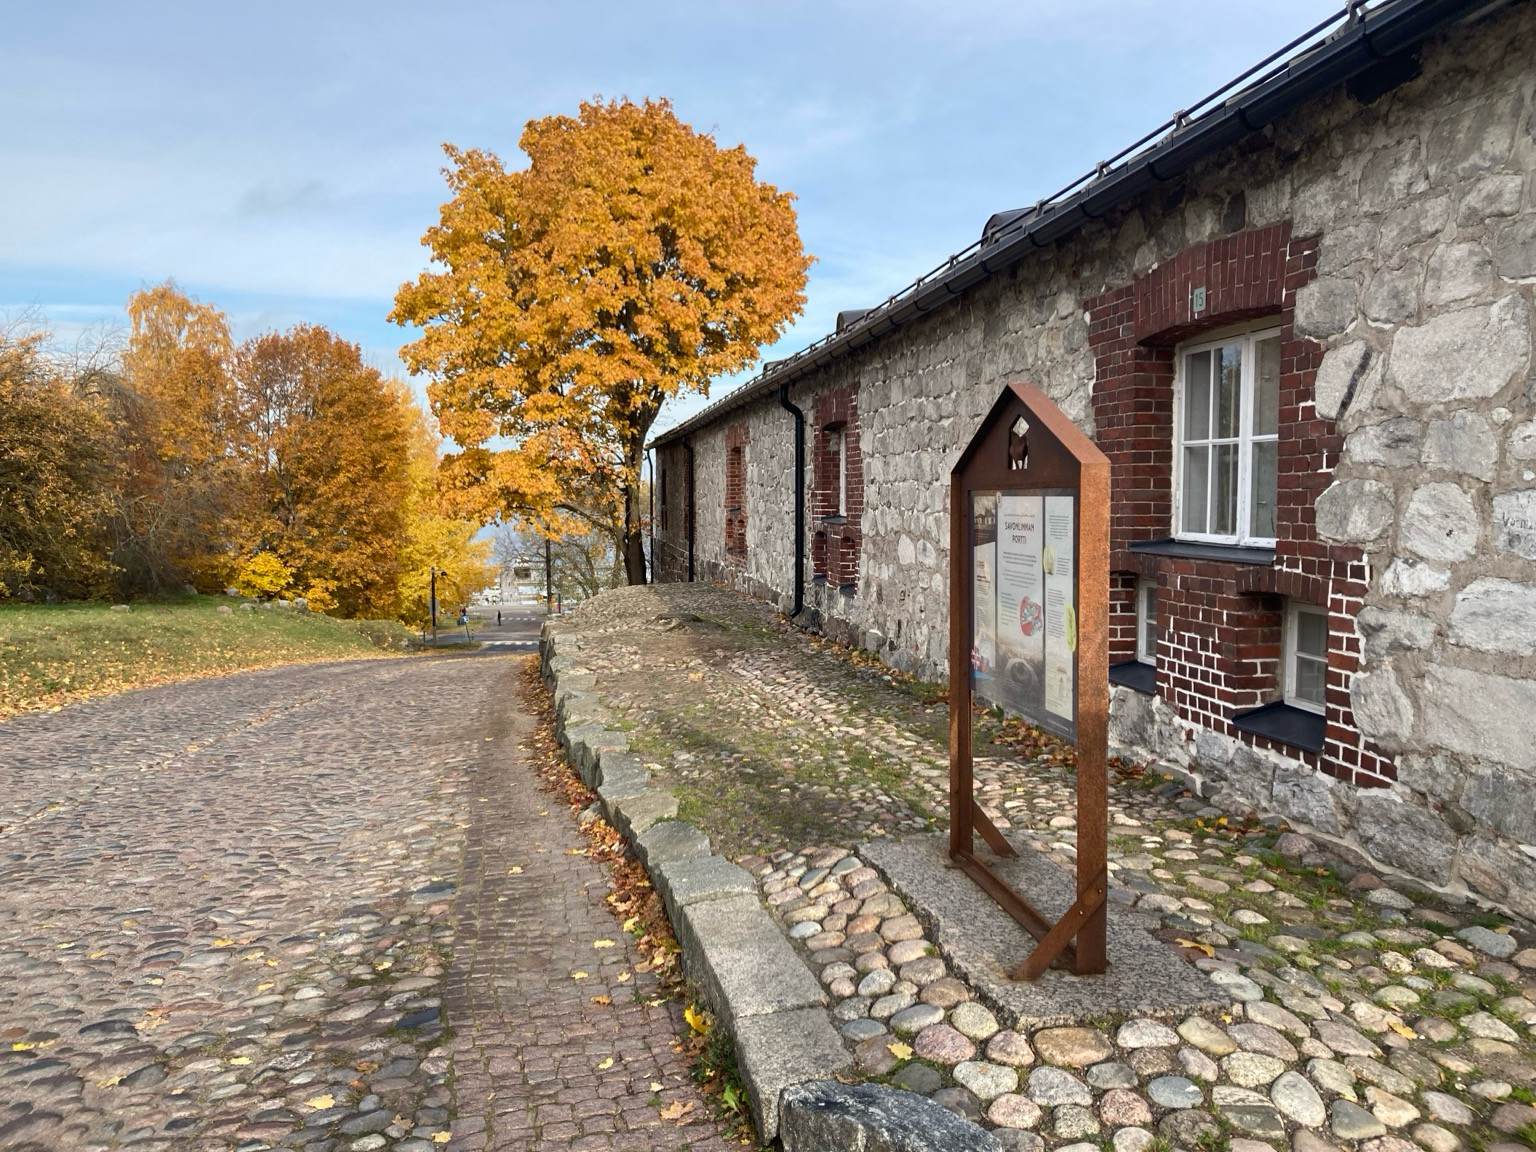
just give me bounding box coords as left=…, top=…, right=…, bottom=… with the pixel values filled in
left=1212, top=442, right=1238, bottom=536
left=1140, top=583, right=1156, bottom=660
left=1184, top=351, right=1211, bottom=440
left=1296, top=609, right=1328, bottom=659
left=1182, top=445, right=1209, bottom=534
left=1216, top=343, right=1242, bottom=438
left=1254, top=336, right=1280, bottom=437
left=1295, top=655, right=1327, bottom=707
left=1250, top=440, right=1278, bottom=538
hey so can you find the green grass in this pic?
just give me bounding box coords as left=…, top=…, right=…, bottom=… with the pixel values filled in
left=0, top=594, right=413, bottom=717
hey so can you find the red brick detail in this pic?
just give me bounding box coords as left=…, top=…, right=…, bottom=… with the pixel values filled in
left=813, top=387, right=862, bottom=589
left=1089, top=223, right=1394, bottom=791
left=724, top=424, right=748, bottom=565
left=1134, top=222, right=1291, bottom=346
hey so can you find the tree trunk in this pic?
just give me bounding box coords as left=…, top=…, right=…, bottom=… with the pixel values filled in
left=621, top=434, right=649, bottom=585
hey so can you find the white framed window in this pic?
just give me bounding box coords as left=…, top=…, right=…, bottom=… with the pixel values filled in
left=1283, top=601, right=1328, bottom=714
left=1174, top=322, right=1281, bottom=545
left=1135, top=578, right=1157, bottom=665
left=828, top=427, right=847, bottom=516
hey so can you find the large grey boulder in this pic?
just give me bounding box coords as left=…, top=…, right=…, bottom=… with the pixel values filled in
left=1355, top=793, right=1460, bottom=885
left=1493, top=490, right=1536, bottom=560
left=1349, top=667, right=1416, bottom=750
left=1313, top=342, right=1379, bottom=421
left=1346, top=418, right=1422, bottom=469
left=779, top=1081, right=1003, bottom=1152
left=1421, top=411, right=1498, bottom=481
left=1389, top=295, right=1530, bottom=404
left=1314, top=479, right=1395, bottom=544
left=1421, top=664, right=1536, bottom=771
left=1400, top=483, right=1480, bottom=563
left=1449, top=578, right=1536, bottom=656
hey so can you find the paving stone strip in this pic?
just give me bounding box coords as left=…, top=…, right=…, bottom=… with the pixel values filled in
left=0, top=652, right=729, bottom=1152
left=548, top=584, right=1536, bottom=1152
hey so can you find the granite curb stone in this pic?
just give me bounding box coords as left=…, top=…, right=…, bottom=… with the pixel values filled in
left=540, top=619, right=850, bottom=1141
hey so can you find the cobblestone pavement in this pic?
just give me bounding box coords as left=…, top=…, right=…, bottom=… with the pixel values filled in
left=0, top=652, right=725, bottom=1152
left=445, top=667, right=732, bottom=1152
left=558, top=585, right=1536, bottom=1152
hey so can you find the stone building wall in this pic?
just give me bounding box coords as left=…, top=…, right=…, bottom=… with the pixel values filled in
left=653, top=4, right=1536, bottom=914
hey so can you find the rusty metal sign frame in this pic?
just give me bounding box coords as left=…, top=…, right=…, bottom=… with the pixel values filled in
left=948, top=382, right=1111, bottom=980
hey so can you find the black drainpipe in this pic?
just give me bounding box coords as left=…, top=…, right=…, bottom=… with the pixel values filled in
left=683, top=438, right=695, bottom=583
left=778, top=380, right=805, bottom=617
left=646, top=447, right=655, bottom=585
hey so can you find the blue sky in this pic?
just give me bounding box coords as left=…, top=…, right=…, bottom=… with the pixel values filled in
left=2, top=0, right=1341, bottom=434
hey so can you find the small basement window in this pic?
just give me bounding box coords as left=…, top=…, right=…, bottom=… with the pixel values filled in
left=1284, top=601, right=1328, bottom=714
left=1135, top=578, right=1157, bottom=665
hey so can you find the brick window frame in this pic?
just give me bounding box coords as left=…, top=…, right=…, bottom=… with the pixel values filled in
left=724, top=423, right=748, bottom=564
left=1087, top=222, right=1395, bottom=789
left=812, top=386, right=862, bottom=590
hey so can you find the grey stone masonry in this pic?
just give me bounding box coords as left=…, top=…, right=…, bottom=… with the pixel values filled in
left=653, top=3, right=1536, bottom=921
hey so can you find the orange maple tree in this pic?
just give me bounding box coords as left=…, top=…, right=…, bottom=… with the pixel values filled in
left=392, top=97, right=811, bottom=583
left=231, top=326, right=414, bottom=617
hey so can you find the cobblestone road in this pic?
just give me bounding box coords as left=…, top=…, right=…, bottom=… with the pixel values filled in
left=0, top=652, right=725, bottom=1152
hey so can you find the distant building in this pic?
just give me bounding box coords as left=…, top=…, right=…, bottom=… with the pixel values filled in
left=651, top=0, right=1536, bottom=915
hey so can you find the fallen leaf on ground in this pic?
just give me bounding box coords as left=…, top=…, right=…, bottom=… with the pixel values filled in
left=596, top=1056, right=614, bottom=1070
left=304, top=1094, right=335, bottom=1110
left=212, top=938, right=234, bottom=948
left=506, top=866, right=523, bottom=874
left=684, top=1004, right=709, bottom=1035
left=1174, top=937, right=1215, bottom=958
left=571, top=971, right=589, bottom=980
left=591, top=994, right=612, bottom=1005
left=659, top=1100, right=695, bottom=1121
left=432, top=1135, right=450, bottom=1145
left=650, top=1081, right=664, bottom=1092
left=227, top=1056, right=250, bottom=1066
left=886, top=1041, right=913, bottom=1060
left=616, top=971, right=631, bottom=983
left=593, top=939, right=615, bottom=949
left=1387, top=1019, right=1418, bottom=1039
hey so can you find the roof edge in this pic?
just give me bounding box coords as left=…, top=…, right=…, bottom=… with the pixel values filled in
left=651, top=0, right=1489, bottom=451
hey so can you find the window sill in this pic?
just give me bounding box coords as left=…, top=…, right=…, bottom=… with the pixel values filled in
left=1109, top=661, right=1156, bottom=695
left=821, top=514, right=849, bottom=526
left=1231, top=701, right=1325, bottom=753
left=1129, top=537, right=1275, bottom=566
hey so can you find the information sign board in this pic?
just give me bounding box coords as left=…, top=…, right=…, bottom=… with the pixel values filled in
left=949, top=383, right=1110, bottom=979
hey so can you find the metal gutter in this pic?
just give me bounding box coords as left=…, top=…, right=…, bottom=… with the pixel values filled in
left=650, top=0, right=1482, bottom=451
left=777, top=381, right=807, bottom=616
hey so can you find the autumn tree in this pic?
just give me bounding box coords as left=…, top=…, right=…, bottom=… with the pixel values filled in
left=231, top=326, right=413, bottom=618
left=0, top=326, right=116, bottom=599
left=391, top=97, right=811, bottom=584
left=109, top=282, right=241, bottom=592
left=395, top=395, right=497, bottom=626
